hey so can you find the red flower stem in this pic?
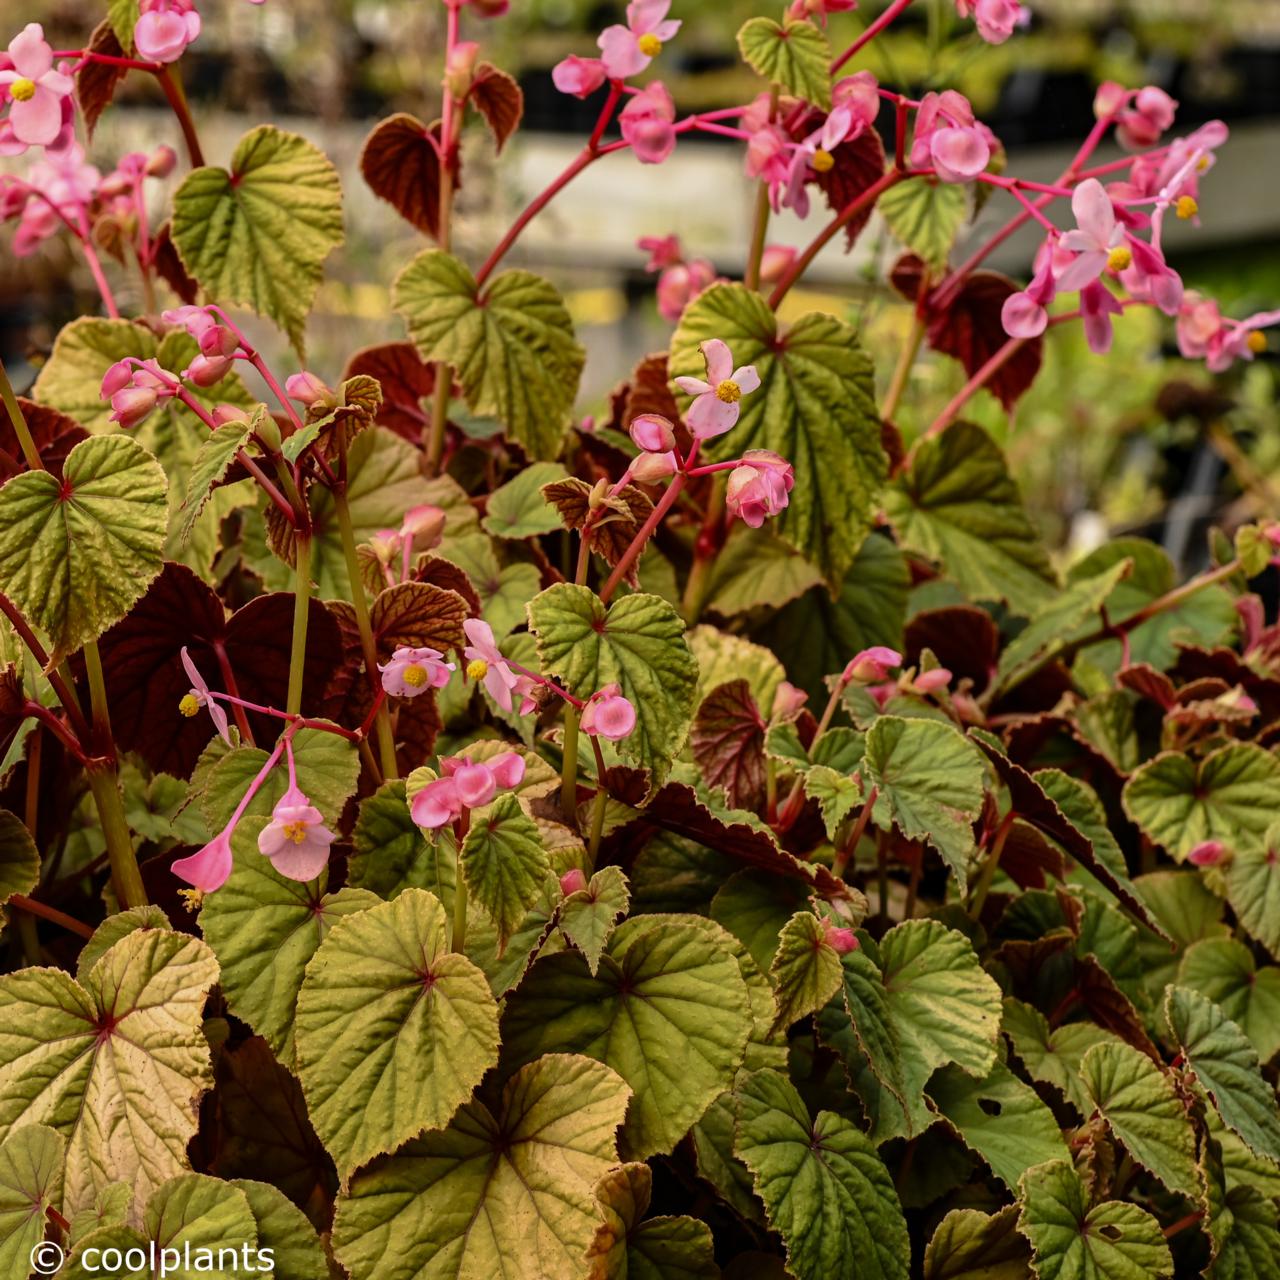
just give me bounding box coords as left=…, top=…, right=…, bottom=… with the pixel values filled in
left=79, top=235, right=120, bottom=318
left=684, top=459, right=741, bottom=477
left=769, top=169, right=920, bottom=308
left=57, top=49, right=162, bottom=71
left=153, top=64, right=204, bottom=167
left=832, top=0, right=915, bottom=74
left=920, top=335, right=1025, bottom=440
left=1162, top=1211, right=1204, bottom=1240
left=22, top=701, right=90, bottom=764
left=210, top=642, right=255, bottom=745
left=0, top=595, right=90, bottom=743
left=832, top=784, right=878, bottom=880
left=600, top=466, right=691, bottom=605
left=507, top=659, right=585, bottom=710
left=7, top=894, right=95, bottom=940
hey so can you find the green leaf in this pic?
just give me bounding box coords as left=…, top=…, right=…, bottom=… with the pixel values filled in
left=670, top=283, right=887, bottom=585
left=1178, top=938, right=1280, bottom=1064
left=733, top=1069, right=910, bottom=1280
left=879, top=178, right=968, bottom=270
left=295, top=888, right=501, bottom=1180
left=349, top=779, right=441, bottom=898
left=1080, top=1041, right=1200, bottom=1197
left=75, top=904, right=171, bottom=982
left=877, top=919, right=1003, bottom=1139
left=200, top=821, right=379, bottom=1065
left=1002, top=997, right=1125, bottom=1119
left=1123, top=745, right=1280, bottom=862
left=500, top=916, right=753, bottom=1158
left=702, top=525, right=824, bottom=619
left=804, top=765, right=864, bottom=839
left=1133, top=870, right=1231, bottom=1007
left=1207, top=1184, right=1280, bottom=1280
left=459, top=793, right=551, bottom=952
left=1017, top=1159, right=1173, bottom=1280
left=32, top=317, right=154, bottom=432
left=482, top=462, right=568, bottom=539
left=884, top=422, right=1057, bottom=610
left=1165, top=985, right=1280, bottom=1162
left=864, top=717, right=985, bottom=890
left=1226, top=829, right=1280, bottom=959
left=171, top=126, right=344, bottom=353
left=558, top=865, right=630, bottom=976
left=394, top=249, right=584, bottom=460
left=232, top=1178, right=329, bottom=1280
left=711, top=869, right=808, bottom=977
left=833, top=945, right=910, bottom=1127
left=176, top=414, right=256, bottom=548
left=528, top=583, right=698, bottom=789
left=587, top=1162, right=719, bottom=1280
left=0, top=1124, right=63, bottom=1279
left=0, top=434, right=167, bottom=662
left=923, top=1206, right=1033, bottom=1280
left=689, top=624, right=786, bottom=712
left=770, top=911, right=842, bottom=1033
left=737, top=17, right=832, bottom=109
left=64, top=1173, right=259, bottom=1280
left=928, top=1058, right=1070, bottom=1191
left=199, top=725, right=360, bottom=831
left=0, top=811, right=39, bottom=909
left=107, top=0, right=137, bottom=50
left=0, top=928, right=218, bottom=1220
left=332, top=1054, right=630, bottom=1280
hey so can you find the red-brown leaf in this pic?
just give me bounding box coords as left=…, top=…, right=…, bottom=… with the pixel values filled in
left=360, top=114, right=450, bottom=238
left=0, top=399, right=87, bottom=481
left=152, top=221, right=200, bottom=304
left=813, top=127, right=887, bottom=251
left=77, top=21, right=129, bottom=136
left=691, top=679, right=768, bottom=811
left=343, top=342, right=437, bottom=441
left=471, top=63, right=523, bottom=152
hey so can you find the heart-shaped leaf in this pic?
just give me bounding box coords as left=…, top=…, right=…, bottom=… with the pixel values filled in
left=737, top=18, right=832, bottom=109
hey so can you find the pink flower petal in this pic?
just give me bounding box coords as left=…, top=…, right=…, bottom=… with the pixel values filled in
left=1070, top=178, right=1115, bottom=249
left=9, top=24, right=53, bottom=79
left=701, top=339, right=733, bottom=384
left=673, top=376, right=711, bottom=397
left=686, top=393, right=739, bottom=440
left=598, top=25, right=645, bottom=80
left=9, top=91, right=61, bottom=147
left=732, top=365, right=761, bottom=394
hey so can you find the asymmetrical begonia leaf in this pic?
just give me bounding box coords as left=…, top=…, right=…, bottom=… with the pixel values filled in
left=737, top=17, right=832, bottom=109
left=0, top=1124, right=64, bottom=1279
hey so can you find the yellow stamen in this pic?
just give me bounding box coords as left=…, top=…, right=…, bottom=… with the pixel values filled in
left=466, top=658, right=489, bottom=681
left=1196, top=156, right=1210, bottom=172
left=1176, top=195, right=1198, bottom=220
left=715, top=379, right=742, bottom=404
left=9, top=78, right=36, bottom=103
left=1106, top=245, right=1132, bottom=272
left=811, top=148, right=835, bottom=173
left=637, top=33, right=662, bottom=57
left=1247, top=331, right=1267, bottom=354
left=402, top=664, right=428, bottom=688
left=177, top=887, right=204, bottom=913
left=179, top=692, right=201, bottom=718
left=282, top=821, right=308, bottom=844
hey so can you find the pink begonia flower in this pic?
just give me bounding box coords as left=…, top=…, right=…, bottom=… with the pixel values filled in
left=956, top=0, right=1024, bottom=44
left=638, top=233, right=682, bottom=272
left=580, top=684, right=637, bottom=741
left=1054, top=179, right=1126, bottom=293
left=147, top=144, right=177, bottom=177
left=401, top=504, right=446, bottom=552
left=1187, top=840, right=1225, bottom=867
left=379, top=645, right=455, bottom=698
left=620, top=82, right=677, bottom=165
left=1178, top=296, right=1280, bottom=373
left=909, top=90, right=991, bottom=183
left=759, top=244, right=797, bottom=286
left=843, top=647, right=901, bottom=683
left=7, top=142, right=102, bottom=255
left=823, top=920, right=860, bottom=954
left=745, top=121, right=791, bottom=196
left=929, top=126, right=991, bottom=182
left=726, top=450, right=794, bottom=528
left=10, top=201, right=57, bottom=256
left=552, top=55, right=607, bottom=99
left=1116, top=86, right=1177, bottom=151
left=1118, top=235, right=1182, bottom=315
left=560, top=868, right=589, bottom=896
left=0, top=25, right=74, bottom=148
left=285, top=370, right=330, bottom=405
left=674, top=339, right=761, bottom=440
left=631, top=450, right=679, bottom=483
left=171, top=829, right=234, bottom=894
left=258, top=783, right=336, bottom=882
left=630, top=413, right=676, bottom=452
left=163, top=303, right=218, bottom=341
left=134, top=0, right=202, bottom=64
left=185, top=325, right=240, bottom=385
left=178, top=646, right=231, bottom=743
left=410, top=750, right=526, bottom=829
left=656, top=257, right=715, bottom=323
left=103, top=358, right=177, bottom=428
left=463, top=617, right=535, bottom=714
left=832, top=71, right=880, bottom=130
left=1079, top=279, right=1124, bottom=355
left=598, top=0, right=681, bottom=81
left=1001, top=252, right=1056, bottom=339
left=788, top=0, right=859, bottom=26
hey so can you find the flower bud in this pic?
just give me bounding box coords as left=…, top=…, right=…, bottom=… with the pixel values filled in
left=285, top=370, right=331, bottom=406
left=758, top=244, right=797, bottom=286
left=842, top=646, right=902, bottom=685
left=199, top=324, right=240, bottom=359
left=100, top=359, right=133, bottom=399
left=445, top=40, right=480, bottom=98
left=185, top=353, right=234, bottom=386
left=109, top=385, right=159, bottom=429
left=1187, top=840, right=1226, bottom=867
left=629, top=413, right=676, bottom=453
left=210, top=403, right=249, bottom=427
left=581, top=684, right=638, bottom=741
left=771, top=680, right=808, bottom=722
left=630, top=450, right=679, bottom=483
left=1093, top=81, right=1129, bottom=120
left=401, top=504, right=446, bottom=552
left=823, top=922, right=860, bottom=955
left=587, top=476, right=613, bottom=510
left=913, top=667, right=952, bottom=694
left=560, top=868, right=589, bottom=897
left=147, top=144, right=177, bottom=178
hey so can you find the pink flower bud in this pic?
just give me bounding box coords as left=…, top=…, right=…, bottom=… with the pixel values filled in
left=185, top=353, right=234, bottom=386
left=453, top=762, right=498, bottom=810
left=913, top=667, right=952, bottom=694
left=758, top=244, right=797, bottom=286
left=581, top=684, right=637, bottom=741
left=637, top=233, right=681, bottom=273
left=400, top=504, right=446, bottom=551
left=823, top=921, right=859, bottom=954
left=285, top=370, right=330, bottom=406
left=726, top=451, right=794, bottom=528
left=552, top=55, right=607, bottom=99
left=199, top=325, right=239, bottom=359
left=620, top=82, right=677, bottom=166
left=843, top=647, right=902, bottom=684
left=1093, top=81, right=1129, bottom=120
left=630, top=450, right=679, bottom=483
left=445, top=40, right=480, bottom=98
left=771, top=681, right=808, bottom=721
left=100, top=359, right=133, bottom=399
left=1187, top=840, right=1226, bottom=867
left=560, top=868, right=589, bottom=897
left=109, top=385, right=159, bottom=428
left=147, top=144, right=177, bottom=177
left=629, top=413, right=676, bottom=453
left=210, top=403, right=249, bottom=427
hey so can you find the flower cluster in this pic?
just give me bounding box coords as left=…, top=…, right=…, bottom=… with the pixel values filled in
left=410, top=750, right=525, bottom=829
left=637, top=233, right=717, bottom=324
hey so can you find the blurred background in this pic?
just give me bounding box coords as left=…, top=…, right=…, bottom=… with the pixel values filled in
left=3, top=0, right=1280, bottom=569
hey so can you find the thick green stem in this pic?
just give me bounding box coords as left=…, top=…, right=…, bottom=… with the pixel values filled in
left=561, top=708, right=581, bottom=819
left=969, top=811, right=1014, bottom=917
left=334, top=490, right=399, bottom=777
left=0, top=359, right=41, bottom=470
left=881, top=312, right=926, bottom=423
left=451, top=813, right=469, bottom=953
left=287, top=535, right=312, bottom=717
left=587, top=735, right=609, bottom=868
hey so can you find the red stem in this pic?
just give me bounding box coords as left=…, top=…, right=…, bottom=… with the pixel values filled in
left=832, top=0, right=915, bottom=74
left=154, top=65, right=204, bottom=167
left=7, top=893, right=95, bottom=940
left=600, top=470, right=688, bottom=604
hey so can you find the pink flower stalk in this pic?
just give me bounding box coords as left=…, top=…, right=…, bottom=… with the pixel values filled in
left=1116, top=86, right=1177, bottom=151
left=258, top=756, right=336, bottom=883
left=788, top=0, right=859, bottom=26
left=656, top=258, right=716, bottom=323
left=637, top=233, right=682, bottom=272
left=674, top=339, right=761, bottom=439
left=956, top=0, right=1024, bottom=44
left=463, top=617, right=536, bottom=714
left=1187, top=840, right=1225, bottom=868
left=726, top=450, right=794, bottom=528
left=285, top=370, right=331, bottom=405
left=843, top=647, right=902, bottom=684
left=1054, top=179, right=1127, bottom=293
left=598, top=0, right=681, bottom=81
left=178, top=646, right=232, bottom=743
left=580, top=684, right=637, bottom=741
left=620, top=82, right=677, bottom=165
left=630, top=413, right=676, bottom=452
left=552, top=55, right=607, bottom=99
left=379, top=645, right=455, bottom=698
left=134, top=0, right=202, bottom=64
left=0, top=25, right=74, bottom=149
left=410, top=750, right=526, bottom=829
left=560, top=868, right=589, bottom=896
